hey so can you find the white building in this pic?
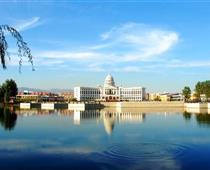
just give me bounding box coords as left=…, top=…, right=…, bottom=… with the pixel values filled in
left=74, top=74, right=146, bottom=102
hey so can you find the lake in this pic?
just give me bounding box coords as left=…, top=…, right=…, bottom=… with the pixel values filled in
left=1, top=107, right=210, bottom=170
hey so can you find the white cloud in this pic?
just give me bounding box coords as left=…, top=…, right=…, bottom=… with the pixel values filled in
left=120, top=66, right=142, bottom=72
left=166, top=60, right=210, bottom=68
left=39, top=23, right=179, bottom=63
left=13, top=17, right=41, bottom=32
left=32, top=22, right=180, bottom=72
left=100, top=22, right=179, bottom=61
left=38, top=51, right=101, bottom=60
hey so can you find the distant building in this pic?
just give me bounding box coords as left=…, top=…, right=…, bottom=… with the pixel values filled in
left=170, top=93, right=183, bottom=101
left=149, top=93, right=160, bottom=101
left=159, top=93, right=171, bottom=101
left=149, top=92, right=183, bottom=101
left=60, top=92, right=74, bottom=101
left=74, top=87, right=100, bottom=101
left=16, top=90, right=64, bottom=102
left=16, top=91, right=40, bottom=102
left=74, top=74, right=146, bottom=102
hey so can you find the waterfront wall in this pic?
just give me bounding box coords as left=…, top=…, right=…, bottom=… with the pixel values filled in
left=18, top=102, right=210, bottom=114
left=20, top=102, right=102, bottom=110
left=101, top=101, right=184, bottom=108
left=184, top=103, right=210, bottom=113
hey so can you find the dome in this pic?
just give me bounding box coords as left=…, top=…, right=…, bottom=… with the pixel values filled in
left=104, top=74, right=115, bottom=87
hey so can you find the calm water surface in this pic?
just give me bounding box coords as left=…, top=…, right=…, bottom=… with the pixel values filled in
left=1, top=107, right=210, bottom=170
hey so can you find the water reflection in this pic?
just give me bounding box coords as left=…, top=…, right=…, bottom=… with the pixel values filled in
left=1, top=107, right=210, bottom=169
left=75, top=110, right=145, bottom=135
left=103, top=112, right=116, bottom=135
left=183, top=111, right=192, bottom=121
left=0, top=107, right=17, bottom=131
left=196, top=113, right=210, bottom=127
left=4, top=107, right=210, bottom=134
left=2, top=108, right=145, bottom=135
left=182, top=111, right=210, bottom=127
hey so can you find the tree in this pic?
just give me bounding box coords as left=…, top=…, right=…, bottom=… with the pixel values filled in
left=203, top=81, right=210, bottom=99
left=195, top=80, right=210, bottom=101
left=0, top=86, right=4, bottom=102
left=182, top=86, right=191, bottom=102
left=1, top=79, right=18, bottom=103
left=195, top=81, right=202, bottom=98
left=0, top=25, right=34, bottom=71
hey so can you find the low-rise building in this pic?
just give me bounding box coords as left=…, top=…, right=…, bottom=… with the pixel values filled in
left=170, top=93, right=183, bottom=101
left=159, top=93, right=171, bottom=101
left=149, top=92, right=183, bottom=101
left=16, top=90, right=64, bottom=102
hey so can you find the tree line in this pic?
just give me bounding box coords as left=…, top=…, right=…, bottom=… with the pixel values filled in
left=182, top=80, right=210, bottom=102
left=0, top=79, right=18, bottom=103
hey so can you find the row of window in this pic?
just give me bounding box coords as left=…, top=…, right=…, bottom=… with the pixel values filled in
left=79, top=91, right=142, bottom=95
left=80, top=91, right=100, bottom=95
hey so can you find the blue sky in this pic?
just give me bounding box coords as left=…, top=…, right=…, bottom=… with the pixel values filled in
left=1, top=1, right=210, bottom=92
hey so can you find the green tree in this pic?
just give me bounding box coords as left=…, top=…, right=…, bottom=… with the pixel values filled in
left=195, top=80, right=210, bottom=101
left=182, top=86, right=191, bottom=102
left=0, top=25, right=34, bottom=70
left=204, top=81, right=210, bottom=99
left=195, top=81, right=202, bottom=98
left=1, top=79, right=18, bottom=103
left=0, top=86, right=4, bottom=102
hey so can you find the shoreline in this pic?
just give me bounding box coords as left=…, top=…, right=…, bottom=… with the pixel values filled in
left=2, top=101, right=210, bottom=114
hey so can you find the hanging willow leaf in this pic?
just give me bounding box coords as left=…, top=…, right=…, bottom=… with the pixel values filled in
left=0, top=25, right=34, bottom=71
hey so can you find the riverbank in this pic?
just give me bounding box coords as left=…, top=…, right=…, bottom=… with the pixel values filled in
left=16, top=101, right=210, bottom=114
left=184, top=103, right=210, bottom=113
left=101, top=101, right=184, bottom=108
left=18, top=101, right=183, bottom=110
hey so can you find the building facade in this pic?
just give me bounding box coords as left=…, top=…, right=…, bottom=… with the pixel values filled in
left=149, top=92, right=183, bottom=101
left=74, top=74, right=146, bottom=102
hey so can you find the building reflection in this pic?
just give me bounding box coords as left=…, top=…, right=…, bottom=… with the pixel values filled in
left=12, top=108, right=146, bottom=134
left=103, top=112, right=116, bottom=135
left=4, top=107, right=210, bottom=133
left=3, top=108, right=145, bottom=134
left=74, top=110, right=146, bottom=135
left=16, top=109, right=74, bottom=117
left=73, top=110, right=101, bottom=125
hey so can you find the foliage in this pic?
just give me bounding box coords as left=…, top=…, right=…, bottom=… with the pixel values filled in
left=154, top=96, right=161, bottom=101
left=69, top=97, right=77, bottom=102
left=0, top=86, right=4, bottom=102
left=0, top=79, right=18, bottom=103
left=0, top=25, right=34, bottom=71
left=182, top=86, right=191, bottom=101
left=195, top=81, right=210, bottom=100
left=0, top=107, right=17, bottom=131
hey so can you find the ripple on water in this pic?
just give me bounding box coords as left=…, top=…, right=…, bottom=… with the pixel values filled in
left=100, top=142, right=193, bottom=162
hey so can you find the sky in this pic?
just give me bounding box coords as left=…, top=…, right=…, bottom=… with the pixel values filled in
left=0, top=1, right=210, bottom=92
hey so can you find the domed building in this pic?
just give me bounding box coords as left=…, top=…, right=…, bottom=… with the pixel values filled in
left=104, top=74, right=115, bottom=87
left=74, top=74, right=146, bottom=102
left=101, top=74, right=119, bottom=101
